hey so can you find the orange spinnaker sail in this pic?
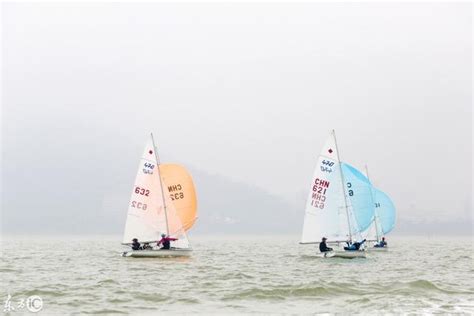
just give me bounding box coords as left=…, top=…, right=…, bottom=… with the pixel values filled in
left=160, top=164, right=198, bottom=231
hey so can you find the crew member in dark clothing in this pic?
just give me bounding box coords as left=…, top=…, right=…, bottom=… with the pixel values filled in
left=157, top=234, right=178, bottom=250
left=374, top=237, right=387, bottom=248
left=131, top=238, right=142, bottom=250
left=344, top=239, right=366, bottom=251
left=319, top=237, right=333, bottom=252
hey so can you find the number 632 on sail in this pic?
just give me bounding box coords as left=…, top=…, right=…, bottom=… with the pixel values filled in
left=131, top=201, right=147, bottom=210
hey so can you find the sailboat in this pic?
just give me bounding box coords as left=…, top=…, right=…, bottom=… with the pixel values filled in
left=300, top=130, right=374, bottom=259
left=121, top=134, right=197, bottom=258
left=363, top=166, right=396, bottom=251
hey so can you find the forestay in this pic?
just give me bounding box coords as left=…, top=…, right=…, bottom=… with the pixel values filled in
left=162, top=193, right=190, bottom=249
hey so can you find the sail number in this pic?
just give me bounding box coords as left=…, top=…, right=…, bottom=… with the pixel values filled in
left=311, top=178, right=330, bottom=209
left=322, top=160, right=334, bottom=167
left=320, top=160, right=334, bottom=173
left=347, top=182, right=354, bottom=196
left=170, top=192, right=184, bottom=201
left=135, top=186, right=150, bottom=196
left=131, top=201, right=147, bottom=210
left=168, top=184, right=185, bottom=201
left=143, top=162, right=155, bottom=175
left=144, top=163, right=155, bottom=169
left=313, top=186, right=327, bottom=195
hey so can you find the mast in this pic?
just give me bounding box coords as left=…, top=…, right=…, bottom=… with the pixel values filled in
left=332, top=130, right=353, bottom=242
left=365, top=164, right=380, bottom=242
left=150, top=133, right=170, bottom=236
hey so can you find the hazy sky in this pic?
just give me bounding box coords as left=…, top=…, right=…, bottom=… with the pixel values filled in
left=1, top=2, right=472, bottom=234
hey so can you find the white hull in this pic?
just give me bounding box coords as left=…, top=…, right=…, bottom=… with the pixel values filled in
left=333, top=250, right=366, bottom=258
left=122, top=248, right=192, bottom=258
left=368, top=246, right=388, bottom=252
left=316, top=250, right=366, bottom=259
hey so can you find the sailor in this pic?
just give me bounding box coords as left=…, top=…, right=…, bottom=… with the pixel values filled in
left=374, top=237, right=387, bottom=248
left=142, top=242, right=153, bottom=250
left=157, top=233, right=178, bottom=250
left=344, top=239, right=366, bottom=251
left=131, top=238, right=142, bottom=250
left=319, top=237, right=333, bottom=253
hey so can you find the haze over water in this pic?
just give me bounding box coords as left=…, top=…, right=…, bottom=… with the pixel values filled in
left=1, top=235, right=473, bottom=314
left=2, top=2, right=472, bottom=236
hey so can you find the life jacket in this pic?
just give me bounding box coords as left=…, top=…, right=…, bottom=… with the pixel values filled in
left=132, top=242, right=141, bottom=250
left=319, top=242, right=330, bottom=252
left=162, top=239, right=171, bottom=249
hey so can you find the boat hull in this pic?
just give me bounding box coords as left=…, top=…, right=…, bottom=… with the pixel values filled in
left=122, top=249, right=192, bottom=258
left=316, top=250, right=366, bottom=259
left=333, top=250, right=366, bottom=258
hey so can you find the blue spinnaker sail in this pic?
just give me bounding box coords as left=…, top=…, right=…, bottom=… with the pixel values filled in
left=372, top=188, right=396, bottom=234
left=341, top=163, right=375, bottom=234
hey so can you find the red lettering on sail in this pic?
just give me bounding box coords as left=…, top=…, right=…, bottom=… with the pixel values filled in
left=311, top=178, right=330, bottom=209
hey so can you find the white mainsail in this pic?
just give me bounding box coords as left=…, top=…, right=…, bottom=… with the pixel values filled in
left=122, top=135, right=190, bottom=248
left=301, top=131, right=353, bottom=243
left=362, top=166, right=396, bottom=242
left=363, top=165, right=380, bottom=242
left=365, top=214, right=382, bottom=241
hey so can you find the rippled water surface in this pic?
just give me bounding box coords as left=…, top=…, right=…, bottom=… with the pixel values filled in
left=1, top=235, right=473, bottom=314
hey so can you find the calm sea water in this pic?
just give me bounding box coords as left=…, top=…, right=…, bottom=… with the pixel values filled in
left=1, top=235, right=473, bottom=315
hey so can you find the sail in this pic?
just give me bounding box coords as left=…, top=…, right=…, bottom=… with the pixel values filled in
left=341, top=163, right=375, bottom=234
left=122, top=137, right=190, bottom=249
left=160, top=164, right=198, bottom=231
left=364, top=215, right=382, bottom=241
left=122, top=138, right=168, bottom=244
left=301, top=133, right=351, bottom=243
left=373, top=188, right=396, bottom=235
left=363, top=187, right=396, bottom=240
left=162, top=191, right=190, bottom=249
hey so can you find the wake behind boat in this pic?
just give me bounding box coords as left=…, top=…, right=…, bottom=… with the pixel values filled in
left=121, top=134, right=198, bottom=258
left=300, top=130, right=375, bottom=259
